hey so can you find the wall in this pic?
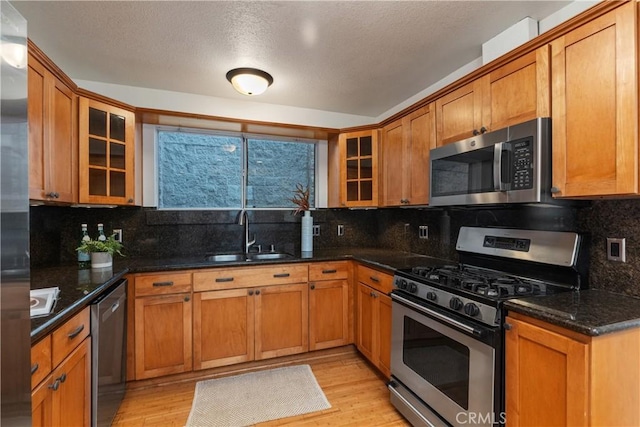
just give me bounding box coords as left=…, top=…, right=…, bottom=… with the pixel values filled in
left=32, top=200, right=640, bottom=298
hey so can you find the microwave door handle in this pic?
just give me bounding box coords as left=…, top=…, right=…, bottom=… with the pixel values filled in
left=493, top=142, right=512, bottom=191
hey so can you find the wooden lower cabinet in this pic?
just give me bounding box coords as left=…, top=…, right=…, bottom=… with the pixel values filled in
left=32, top=337, right=91, bottom=427
left=193, top=283, right=309, bottom=369
left=134, top=293, right=192, bottom=379
left=505, top=313, right=640, bottom=426
left=309, top=279, right=349, bottom=350
left=356, top=282, right=392, bottom=378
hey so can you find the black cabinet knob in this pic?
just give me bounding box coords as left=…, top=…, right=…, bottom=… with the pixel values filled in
left=48, top=380, right=60, bottom=391
left=310, top=284, right=315, bottom=290
left=480, top=126, right=488, bottom=134
left=473, top=129, right=480, bottom=136
left=256, top=290, right=261, bottom=295
left=248, top=290, right=254, bottom=296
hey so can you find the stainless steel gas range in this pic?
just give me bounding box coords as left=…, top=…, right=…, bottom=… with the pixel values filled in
left=389, top=226, right=587, bottom=427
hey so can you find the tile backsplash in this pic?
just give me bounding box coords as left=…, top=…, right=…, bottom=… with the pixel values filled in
left=30, top=199, right=640, bottom=297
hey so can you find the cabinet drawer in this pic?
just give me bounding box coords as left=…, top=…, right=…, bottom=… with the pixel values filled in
left=309, top=261, right=349, bottom=281
left=52, top=307, right=90, bottom=367
left=135, top=272, right=192, bottom=296
left=357, top=264, right=393, bottom=294
left=194, top=264, right=309, bottom=292
left=31, top=335, right=52, bottom=390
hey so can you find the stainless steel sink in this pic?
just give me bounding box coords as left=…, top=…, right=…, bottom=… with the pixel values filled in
left=246, top=252, right=295, bottom=261
left=204, top=252, right=295, bottom=263
left=204, top=253, right=246, bottom=262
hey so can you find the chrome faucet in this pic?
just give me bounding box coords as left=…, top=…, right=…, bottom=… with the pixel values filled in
left=237, top=209, right=256, bottom=254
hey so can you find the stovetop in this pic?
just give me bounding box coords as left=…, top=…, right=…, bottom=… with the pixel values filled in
left=393, top=264, right=573, bottom=327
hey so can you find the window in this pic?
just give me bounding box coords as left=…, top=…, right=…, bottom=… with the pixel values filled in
left=156, top=129, right=316, bottom=210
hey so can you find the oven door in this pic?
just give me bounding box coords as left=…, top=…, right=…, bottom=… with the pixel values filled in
left=391, top=293, right=498, bottom=427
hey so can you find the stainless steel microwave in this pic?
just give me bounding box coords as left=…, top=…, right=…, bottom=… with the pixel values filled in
left=429, top=117, right=552, bottom=207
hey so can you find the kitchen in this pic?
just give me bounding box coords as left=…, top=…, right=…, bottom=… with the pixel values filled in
left=3, top=0, right=640, bottom=426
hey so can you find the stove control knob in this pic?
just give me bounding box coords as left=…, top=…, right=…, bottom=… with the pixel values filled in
left=449, top=297, right=463, bottom=311
left=397, top=279, right=407, bottom=290
left=464, top=303, right=480, bottom=317
left=408, top=283, right=418, bottom=293
left=426, top=291, right=437, bottom=301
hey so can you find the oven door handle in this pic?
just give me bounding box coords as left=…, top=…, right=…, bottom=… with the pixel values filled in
left=392, top=293, right=483, bottom=337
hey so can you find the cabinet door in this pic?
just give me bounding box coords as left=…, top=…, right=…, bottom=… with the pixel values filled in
left=405, top=105, right=436, bottom=205
left=51, top=337, right=91, bottom=427
left=551, top=2, right=637, bottom=197
left=309, top=279, right=349, bottom=351
left=255, top=283, right=308, bottom=360
left=488, top=46, right=550, bottom=131
left=356, top=282, right=375, bottom=362
left=134, top=293, right=192, bottom=379
left=376, top=293, right=392, bottom=379
left=31, top=375, right=53, bottom=427
left=193, top=289, right=254, bottom=370
left=28, top=53, right=77, bottom=203
left=505, top=316, right=589, bottom=426
left=435, top=77, right=489, bottom=146
left=381, top=119, right=404, bottom=206
left=338, top=130, right=379, bottom=207
left=79, top=97, right=135, bottom=205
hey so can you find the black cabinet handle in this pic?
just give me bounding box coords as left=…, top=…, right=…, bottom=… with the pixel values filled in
left=273, top=273, right=290, bottom=278
left=473, top=129, right=480, bottom=136
left=370, top=292, right=374, bottom=297
left=256, top=290, right=261, bottom=295
left=127, top=198, right=134, bottom=204
left=67, top=324, right=84, bottom=339
left=184, top=296, right=190, bottom=302
left=369, top=276, right=380, bottom=283
left=31, top=363, right=39, bottom=375
left=48, top=380, right=60, bottom=391
left=480, top=126, right=488, bottom=134
left=46, top=192, right=59, bottom=199
left=57, top=373, right=67, bottom=383
left=152, top=281, right=174, bottom=287
left=550, top=186, right=560, bottom=194
left=248, top=290, right=254, bottom=296
left=310, top=284, right=315, bottom=290
left=321, top=269, right=337, bottom=274
left=215, top=277, right=234, bottom=283
left=504, top=322, right=512, bottom=331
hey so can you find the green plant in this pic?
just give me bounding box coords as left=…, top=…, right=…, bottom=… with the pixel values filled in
left=76, top=235, right=124, bottom=257
left=289, top=183, right=310, bottom=215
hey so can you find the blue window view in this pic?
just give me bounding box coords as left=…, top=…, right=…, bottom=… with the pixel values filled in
left=157, top=130, right=315, bottom=209
left=158, top=131, right=243, bottom=208
left=247, top=139, right=315, bottom=208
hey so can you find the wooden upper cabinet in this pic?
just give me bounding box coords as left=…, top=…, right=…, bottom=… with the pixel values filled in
left=79, top=97, right=135, bottom=205
left=381, top=105, right=436, bottom=206
left=551, top=2, right=638, bottom=198
left=488, top=46, right=550, bottom=131
left=435, top=77, right=489, bottom=146
left=28, top=53, right=78, bottom=203
left=435, top=45, right=550, bottom=147
left=338, top=130, right=379, bottom=207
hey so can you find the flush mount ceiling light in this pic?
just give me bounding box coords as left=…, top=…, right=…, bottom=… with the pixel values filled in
left=226, top=68, right=273, bottom=96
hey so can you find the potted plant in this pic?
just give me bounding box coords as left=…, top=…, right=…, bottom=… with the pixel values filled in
left=76, top=235, right=124, bottom=269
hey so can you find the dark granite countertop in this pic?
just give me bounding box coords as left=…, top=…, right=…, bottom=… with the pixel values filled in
left=126, top=247, right=448, bottom=273
left=31, top=264, right=128, bottom=342
left=31, top=247, right=446, bottom=343
left=505, top=289, right=640, bottom=336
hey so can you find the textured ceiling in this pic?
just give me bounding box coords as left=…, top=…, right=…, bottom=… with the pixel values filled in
left=14, top=1, right=571, bottom=117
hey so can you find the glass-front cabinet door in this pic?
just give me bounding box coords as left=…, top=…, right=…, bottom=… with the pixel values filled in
left=338, top=130, right=378, bottom=207
left=79, top=98, right=135, bottom=205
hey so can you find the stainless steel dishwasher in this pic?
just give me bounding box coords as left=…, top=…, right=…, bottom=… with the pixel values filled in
left=91, top=279, right=127, bottom=427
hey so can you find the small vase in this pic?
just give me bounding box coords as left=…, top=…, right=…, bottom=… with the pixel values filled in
left=91, top=252, right=113, bottom=269
left=301, top=210, right=313, bottom=254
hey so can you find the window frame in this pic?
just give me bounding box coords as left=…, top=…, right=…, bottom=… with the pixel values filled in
left=142, top=124, right=327, bottom=210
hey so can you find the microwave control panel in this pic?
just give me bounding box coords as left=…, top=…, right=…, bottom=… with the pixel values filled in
left=512, top=137, right=533, bottom=190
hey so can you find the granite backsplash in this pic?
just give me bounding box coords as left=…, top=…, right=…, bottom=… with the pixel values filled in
left=29, top=199, right=640, bottom=297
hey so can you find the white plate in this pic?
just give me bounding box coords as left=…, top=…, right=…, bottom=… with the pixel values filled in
left=30, top=287, right=60, bottom=317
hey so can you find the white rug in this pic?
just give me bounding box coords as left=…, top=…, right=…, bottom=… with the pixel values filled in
left=185, top=364, right=331, bottom=426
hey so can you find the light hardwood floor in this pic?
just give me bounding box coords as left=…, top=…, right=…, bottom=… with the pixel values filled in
left=113, top=346, right=410, bottom=426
